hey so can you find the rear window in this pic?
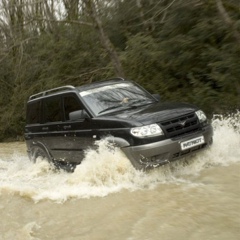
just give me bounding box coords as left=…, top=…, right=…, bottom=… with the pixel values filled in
left=26, top=101, right=41, bottom=124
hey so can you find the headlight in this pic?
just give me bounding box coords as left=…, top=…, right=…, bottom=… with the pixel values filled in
left=196, top=110, right=207, bottom=123
left=130, top=124, right=164, bottom=138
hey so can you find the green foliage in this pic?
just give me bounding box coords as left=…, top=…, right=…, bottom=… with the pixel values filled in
left=0, top=0, right=239, bottom=140
left=120, top=0, right=240, bottom=114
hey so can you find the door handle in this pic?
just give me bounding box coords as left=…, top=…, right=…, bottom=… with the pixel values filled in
left=63, top=125, right=71, bottom=130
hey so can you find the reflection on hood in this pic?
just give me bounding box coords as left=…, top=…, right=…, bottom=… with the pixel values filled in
left=107, top=102, right=197, bottom=125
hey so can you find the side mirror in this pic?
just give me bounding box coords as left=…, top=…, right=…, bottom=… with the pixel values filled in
left=152, top=94, right=161, bottom=101
left=69, top=110, right=89, bottom=121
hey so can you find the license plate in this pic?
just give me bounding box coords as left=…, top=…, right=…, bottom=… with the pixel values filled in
left=181, top=136, right=205, bottom=150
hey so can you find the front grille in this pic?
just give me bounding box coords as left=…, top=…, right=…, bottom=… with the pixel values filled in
left=159, top=113, right=201, bottom=138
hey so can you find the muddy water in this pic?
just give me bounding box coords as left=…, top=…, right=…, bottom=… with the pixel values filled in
left=0, top=114, right=239, bottom=240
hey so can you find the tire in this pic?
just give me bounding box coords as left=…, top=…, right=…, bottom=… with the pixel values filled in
left=31, top=146, right=77, bottom=172
left=31, top=147, right=51, bottom=163
left=53, top=160, right=77, bottom=173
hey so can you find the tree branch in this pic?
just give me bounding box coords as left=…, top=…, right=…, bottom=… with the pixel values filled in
left=216, top=0, right=240, bottom=43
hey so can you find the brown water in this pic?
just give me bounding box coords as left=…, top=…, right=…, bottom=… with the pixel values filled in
left=0, top=114, right=239, bottom=240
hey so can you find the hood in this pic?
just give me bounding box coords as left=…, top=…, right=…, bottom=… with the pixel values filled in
left=106, top=102, right=198, bottom=125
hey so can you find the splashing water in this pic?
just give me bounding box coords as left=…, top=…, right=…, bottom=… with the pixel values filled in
left=0, top=112, right=239, bottom=202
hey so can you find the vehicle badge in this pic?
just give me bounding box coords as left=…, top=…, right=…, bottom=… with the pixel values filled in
left=179, top=120, right=187, bottom=127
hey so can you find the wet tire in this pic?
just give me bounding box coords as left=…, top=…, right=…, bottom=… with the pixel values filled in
left=53, top=161, right=77, bottom=173
left=31, top=147, right=51, bottom=163
left=31, top=147, right=77, bottom=172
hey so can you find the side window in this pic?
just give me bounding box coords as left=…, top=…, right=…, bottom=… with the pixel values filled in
left=27, top=101, right=41, bottom=124
left=64, top=96, right=82, bottom=121
left=43, top=97, right=62, bottom=123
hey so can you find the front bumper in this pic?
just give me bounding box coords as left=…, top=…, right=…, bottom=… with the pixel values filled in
left=122, top=125, right=213, bottom=170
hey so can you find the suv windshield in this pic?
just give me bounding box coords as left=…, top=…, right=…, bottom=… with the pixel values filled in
left=79, top=82, right=155, bottom=116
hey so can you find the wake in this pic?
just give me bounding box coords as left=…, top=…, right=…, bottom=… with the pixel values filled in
left=0, top=112, right=239, bottom=202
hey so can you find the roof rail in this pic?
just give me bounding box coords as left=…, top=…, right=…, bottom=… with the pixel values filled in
left=106, top=77, right=125, bottom=81
left=116, top=77, right=125, bottom=81
left=29, top=85, right=75, bottom=100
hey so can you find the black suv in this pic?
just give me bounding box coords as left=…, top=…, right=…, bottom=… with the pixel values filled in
left=25, top=78, right=213, bottom=171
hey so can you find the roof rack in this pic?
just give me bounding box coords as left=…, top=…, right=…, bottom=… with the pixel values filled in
left=108, top=77, right=125, bottom=81
left=29, top=85, right=75, bottom=100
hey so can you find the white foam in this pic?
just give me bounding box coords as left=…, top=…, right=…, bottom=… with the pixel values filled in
left=0, top=112, right=239, bottom=202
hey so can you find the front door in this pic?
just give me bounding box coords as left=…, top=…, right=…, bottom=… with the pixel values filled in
left=42, top=94, right=94, bottom=164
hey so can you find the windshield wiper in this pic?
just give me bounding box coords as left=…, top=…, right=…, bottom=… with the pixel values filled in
left=128, top=99, right=155, bottom=107
left=98, top=105, right=123, bottom=115
left=98, top=99, right=155, bottom=115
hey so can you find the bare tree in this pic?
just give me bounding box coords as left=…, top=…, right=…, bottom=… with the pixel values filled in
left=216, top=0, right=240, bottom=44
left=136, top=0, right=150, bottom=31
left=82, top=0, right=125, bottom=78
left=63, top=0, right=80, bottom=20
